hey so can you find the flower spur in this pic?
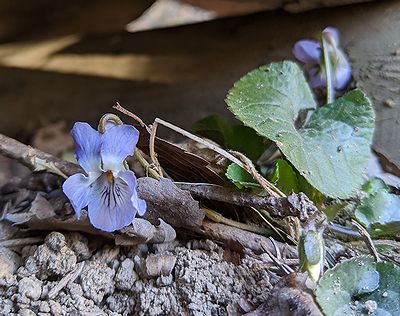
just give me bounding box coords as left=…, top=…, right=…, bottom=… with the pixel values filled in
left=62, top=122, right=146, bottom=232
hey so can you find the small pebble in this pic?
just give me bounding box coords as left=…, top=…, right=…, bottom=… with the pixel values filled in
left=18, top=308, right=36, bottom=316
left=383, top=98, right=396, bottom=108
left=18, top=276, right=42, bottom=301
left=364, top=300, right=378, bottom=314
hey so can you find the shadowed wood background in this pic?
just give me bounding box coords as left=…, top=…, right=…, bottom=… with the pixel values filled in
left=0, top=0, right=398, bottom=168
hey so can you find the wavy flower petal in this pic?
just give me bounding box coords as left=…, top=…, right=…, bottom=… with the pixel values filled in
left=119, top=170, right=147, bottom=216
left=62, top=173, right=92, bottom=218
left=101, top=124, right=139, bottom=171
left=292, top=40, right=321, bottom=64
left=71, top=122, right=102, bottom=173
left=87, top=173, right=137, bottom=232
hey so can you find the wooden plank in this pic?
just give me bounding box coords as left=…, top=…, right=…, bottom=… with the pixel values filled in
left=0, top=0, right=153, bottom=42
left=0, top=0, right=399, bottom=166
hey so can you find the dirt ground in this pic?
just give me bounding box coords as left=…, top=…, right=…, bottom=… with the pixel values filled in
left=0, top=229, right=276, bottom=316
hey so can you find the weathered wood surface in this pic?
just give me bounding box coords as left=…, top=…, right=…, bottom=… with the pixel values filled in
left=0, top=0, right=153, bottom=42
left=186, top=0, right=375, bottom=14
left=0, top=0, right=399, bottom=166
left=0, top=0, right=375, bottom=42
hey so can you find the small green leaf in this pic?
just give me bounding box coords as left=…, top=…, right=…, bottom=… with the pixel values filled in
left=192, top=115, right=232, bottom=146
left=271, top=159, right=324, bottom=205
left=226, top=125, right=265, bottom=160
left=271, top=159, right=300, bottom=194
left=226, top=163, right=259, bottom=189
left=362, top=177, right=390, bottom=195
left=226, top=61, right=375, bottom=198
left=193, top=115, right=265, bottom=160
left=316, top=256, right=400, bottom=316
left=355, top=189, right=400, bottom=237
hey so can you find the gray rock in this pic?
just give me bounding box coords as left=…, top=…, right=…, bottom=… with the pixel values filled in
left=134, top=280, right=180, bottom=316
left=156, top=274, right=173, bottom=287
left=106, top=293, right=136, bottom=314
left=18, top=308, right=36, bottom=316
left=18, top=276, right=42, bottom=300
left=80, top=260, right=115, bottom=304
left=45, top=232, right=66, bottom=252
left=39, top=301, right=50, bottom=313
left=0, top=232, right=274, bottom=316
left=0, top=274, right=17, bottom=288
left=33, top=232, right=77, bottom=278
left=0, top=247, right=22, bottom=278
left=114, top=258, right=138, bottom=291
left=49, top=300, right=62, bottom=315
left=66, top=232, right=92, bottom=260
left=92, top=245, right=120, bottom=264
left=21, top=245, right=38, bottom=261
left=0, top=298, right=13, bottom=315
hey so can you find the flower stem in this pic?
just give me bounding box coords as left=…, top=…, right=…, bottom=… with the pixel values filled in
left=321, top=34, right=334, bottom=104
left=134, top=148, right=161, bottom=180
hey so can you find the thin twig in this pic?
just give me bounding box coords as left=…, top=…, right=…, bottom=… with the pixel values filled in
left=251, top=207, right=293, bottom=243
left=47, top=262, right=85, bottom=299
left=115, top=106, right=284, bottom=198
left=175, top=182, right=318, bottom=222
left=149, top=121, right=163, bottom=177
left=113, top=103, right=151, bottom=133
left=0, top=237, right=44, bottom=247
left=204, top=208, right=273, bottom=236
left=154, top=118, right=244, bottom=167
left=260, top=240, right=294, bottom=274
left=113, top=104, right=162, bottom=176
left=155, top=118, right=284, bottom=198
left=0, top=134, right=81, bottom=177
left=230, top=150, right=285, bottom=198
left=199, top=220, right=298, bottom=256
left=351, top=219, right=381, bottom=262
left=326, top=223, right=361, bottom=239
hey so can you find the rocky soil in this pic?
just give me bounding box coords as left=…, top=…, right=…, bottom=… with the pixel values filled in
left=0, top=231, right=275, bottom=315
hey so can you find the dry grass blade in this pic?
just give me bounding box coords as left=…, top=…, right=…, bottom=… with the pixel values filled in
left=115, top=104, right=224, bottom=184
left=351, top=219, right=381, bottom=262
left=230, top=150, right=285, bottom=198
left=152, top=118, right=285, bottom=198
left=113, top=102, right=151, bottom=132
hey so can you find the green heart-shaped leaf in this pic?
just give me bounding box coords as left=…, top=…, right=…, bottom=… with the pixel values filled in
left=226, top=61, right=375, bottom=198
left=316, top=256, right=400, bottom=316
left=355, top=184, right=400, bottom=237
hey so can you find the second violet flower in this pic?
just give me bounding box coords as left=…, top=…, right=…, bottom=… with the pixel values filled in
left=293, top=27, right=351, bottom=90
left=63, top=122, right=146, bottom=232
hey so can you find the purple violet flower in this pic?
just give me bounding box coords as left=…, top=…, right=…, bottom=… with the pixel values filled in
left=293, top=27, right=351, bottom=90
left=62, top=122, right=146, bottom=232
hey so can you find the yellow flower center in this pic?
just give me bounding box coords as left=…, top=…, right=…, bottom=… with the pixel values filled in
left=106, top=170, right=113, bottom=183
